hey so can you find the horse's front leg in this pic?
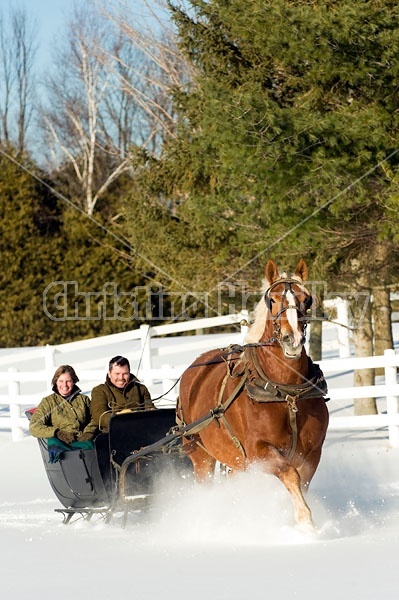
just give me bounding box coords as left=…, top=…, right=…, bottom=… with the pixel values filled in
left=183, top=435, right=216, bottom=481
left=256, top=443, right=314, bottom=530
left=296, top=447, right=323, bottom=491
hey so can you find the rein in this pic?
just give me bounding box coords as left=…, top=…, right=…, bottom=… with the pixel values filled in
left=150, top=341, right=276, bottom=402
left=150, top=341, right=276, bottom=403
left=154, top=279, right=321, bottom=462
left=187, top=339, right=279, bottom=368
left=176, top=340, right=328, bottom=465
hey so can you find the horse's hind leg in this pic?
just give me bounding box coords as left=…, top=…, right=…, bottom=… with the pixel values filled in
left=183, top=437, right=216, bottom=481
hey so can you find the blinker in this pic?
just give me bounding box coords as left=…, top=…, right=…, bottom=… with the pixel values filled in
left=300, top=295, right=313, bottom=313
left=265, top=292, right=274, bottom=310
left=264, top=279, right=312, bottom=317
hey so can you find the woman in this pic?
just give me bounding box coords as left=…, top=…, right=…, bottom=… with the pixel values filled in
left=29, top=365, right=97, bottom=444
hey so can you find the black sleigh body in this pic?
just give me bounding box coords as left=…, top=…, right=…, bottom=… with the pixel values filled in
left=26, top=408, right=192, bottom=524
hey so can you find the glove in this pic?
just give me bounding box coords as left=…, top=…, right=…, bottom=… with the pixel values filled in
left=55, top=429, right=76, bottom=444
left=79, top=431, right=94, bottom=442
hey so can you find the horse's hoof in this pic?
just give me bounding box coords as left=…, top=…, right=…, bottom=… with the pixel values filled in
left=296, top=520, right=317, bottom=536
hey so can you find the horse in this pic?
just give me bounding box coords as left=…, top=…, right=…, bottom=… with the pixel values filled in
left=177, top=258, right=329, bottom=530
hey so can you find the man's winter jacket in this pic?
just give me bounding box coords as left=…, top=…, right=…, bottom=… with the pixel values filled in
left=90, top=374, right=153, bottom=433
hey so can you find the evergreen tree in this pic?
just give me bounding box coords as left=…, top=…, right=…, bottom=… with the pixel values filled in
left=123, top=0, right=399, bottom=413
left=0, top=151, right=61, bottom=346
left=48, top=204, right=150, bottom=343
left=127, top=0, right=399, bottom=294
left=0, top=150, right=149, bottom=346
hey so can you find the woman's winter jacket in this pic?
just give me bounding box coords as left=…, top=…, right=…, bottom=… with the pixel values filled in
left=29, top=386, right=97, bottom=440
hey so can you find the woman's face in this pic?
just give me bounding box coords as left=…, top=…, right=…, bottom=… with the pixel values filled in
left=57, top=374, right=74, bottom=397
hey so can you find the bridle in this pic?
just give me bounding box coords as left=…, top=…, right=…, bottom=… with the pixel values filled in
left=264, top=278, right=313, bottom=343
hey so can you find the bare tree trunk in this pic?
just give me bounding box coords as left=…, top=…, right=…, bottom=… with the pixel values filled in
left=99, top=0, right=190, bottom=148
left=308, top=307, right=323, bottom=362
left=371, top=241, right=393, bottom=376
left=372, top=286, right=393, bottom=376
left=0, top=13, right=12, bottom=143
left=13, top=9, right=36, bottom=154
left=352, top=295, right=377, bottom=415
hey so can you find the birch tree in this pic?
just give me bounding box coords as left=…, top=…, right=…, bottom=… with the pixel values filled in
left=97, top=0, right=191, bottom=153
left=40, top=5, right=134, bottom=215
left=0, top=6, right=37, bottom=153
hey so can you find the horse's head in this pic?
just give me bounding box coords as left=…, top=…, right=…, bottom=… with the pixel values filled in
left=263, top=258, right=313, bottom=358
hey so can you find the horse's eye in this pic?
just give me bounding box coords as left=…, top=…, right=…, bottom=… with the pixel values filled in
left=265, top=296, right=272, bottom=309
left=265, top=292, right=275, bottom=309
left=301, top=296, right=312, bottom=312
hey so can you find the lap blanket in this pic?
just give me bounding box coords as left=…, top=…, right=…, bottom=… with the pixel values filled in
left=47, top=437, right=94, bottom=464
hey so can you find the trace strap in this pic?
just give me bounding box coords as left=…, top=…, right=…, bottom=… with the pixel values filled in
left=118, top=371, right=247, bottom=490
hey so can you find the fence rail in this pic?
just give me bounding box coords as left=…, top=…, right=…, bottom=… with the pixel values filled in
left=1, top=313, right=398, bottom=446
left=318, top=349, right=399, bottom=447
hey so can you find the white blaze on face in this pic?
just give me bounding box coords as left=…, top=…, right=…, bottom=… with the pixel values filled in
left=285, top=289, right=302, bottom=347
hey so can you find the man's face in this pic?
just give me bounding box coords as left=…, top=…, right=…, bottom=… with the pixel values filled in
left=109, top=364, right=130, bottom=389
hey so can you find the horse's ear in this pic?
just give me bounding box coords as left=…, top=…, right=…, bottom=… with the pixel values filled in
left=295, top=258, right=308, bottom=282
left=265, top=259, right=279, bottom=284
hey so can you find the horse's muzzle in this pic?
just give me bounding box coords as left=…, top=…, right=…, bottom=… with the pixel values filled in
left=280, top=334, right=305, bottom=359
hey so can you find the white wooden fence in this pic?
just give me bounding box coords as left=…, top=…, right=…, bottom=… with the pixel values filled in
left=1, top=312, right=398, bottom=446
left=0, top=313, right=249, bottom=441
left=319, top=349, right=399, bottom=447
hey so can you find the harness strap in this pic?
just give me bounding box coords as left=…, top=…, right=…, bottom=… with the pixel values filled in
left=175, top=365, right=247, bottom=459
left=245, top=346, right=328, bottom=402
left=176, top=343, right=328, bottom=467
left=244, top=346, right=328, bottom=462
left=216, top=370, right=247, bottom=459
left=287, top=399, right=299, bottom=462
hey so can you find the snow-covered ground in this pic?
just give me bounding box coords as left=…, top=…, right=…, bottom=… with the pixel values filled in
left=1, top=425, right=398, bottom=600
left=1, top=321, right=398, bottom=598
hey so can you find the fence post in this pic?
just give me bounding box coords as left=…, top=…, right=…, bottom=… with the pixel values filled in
left=139, top=324, right=153, bottom=386
left=8, top=367, right=24, bottom=441
left=239, top=310, right=249, bottom=342
left=160, top=364, right=178, bottom=407
left=336, top=298, right=351, bottom=358
left=44, top=344, right=56, bottom=383
left=384, top=348, right=399, bottom=447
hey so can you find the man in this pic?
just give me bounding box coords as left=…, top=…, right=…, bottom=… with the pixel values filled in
left=91, top=355, right=153, bottom=433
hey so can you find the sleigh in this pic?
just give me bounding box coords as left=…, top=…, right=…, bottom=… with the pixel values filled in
left=26, top=408, right=193, bottom=526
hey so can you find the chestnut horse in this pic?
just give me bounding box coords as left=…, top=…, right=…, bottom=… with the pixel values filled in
left=177, top=259, right=329, bottom=529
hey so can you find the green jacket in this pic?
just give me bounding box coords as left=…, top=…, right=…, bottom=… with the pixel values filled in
left=90, top=374, right=153, bottom=433
left=29, top=386, right=98, bottom=440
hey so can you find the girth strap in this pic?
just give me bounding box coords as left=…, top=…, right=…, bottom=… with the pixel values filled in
left=287, top=406, right=298, bottom=463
